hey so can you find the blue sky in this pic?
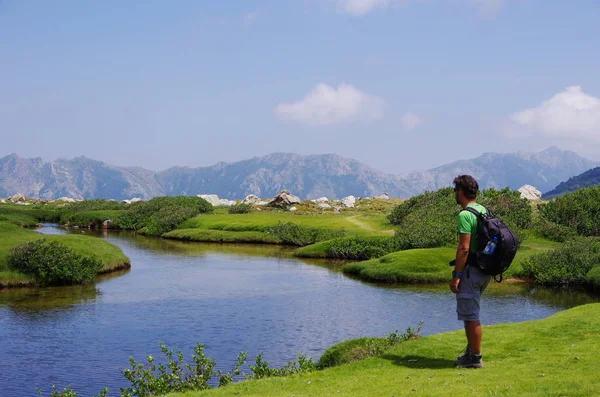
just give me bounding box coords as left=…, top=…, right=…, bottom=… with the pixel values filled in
left=1, top=0, right=599, bottom=172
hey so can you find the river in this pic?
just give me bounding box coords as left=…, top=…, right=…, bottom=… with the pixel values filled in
left=0, top=225, right=597, bottom=396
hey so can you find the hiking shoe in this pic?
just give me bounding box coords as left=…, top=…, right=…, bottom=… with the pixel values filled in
left=455, top=354, right=483, bottom=368
left=455, top=345, right=471, bottom=363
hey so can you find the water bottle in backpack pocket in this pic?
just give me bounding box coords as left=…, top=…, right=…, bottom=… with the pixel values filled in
left=483, top=236, right=498, bottom=255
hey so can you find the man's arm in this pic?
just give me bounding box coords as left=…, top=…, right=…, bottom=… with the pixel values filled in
left=454, top=233, right=471, bottom=274
left=450, top=233, right=471, bottom=293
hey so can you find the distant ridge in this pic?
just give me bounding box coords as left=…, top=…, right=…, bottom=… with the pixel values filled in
left=0, top=147, right=597, bottom=201
left=544, top=167, right=600, bottom=199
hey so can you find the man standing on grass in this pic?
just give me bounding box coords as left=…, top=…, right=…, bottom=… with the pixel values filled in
left=449, top=175, right=491, bottom=368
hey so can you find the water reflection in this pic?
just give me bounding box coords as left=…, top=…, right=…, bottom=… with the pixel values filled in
left=0, top=284, right=98, bottom=313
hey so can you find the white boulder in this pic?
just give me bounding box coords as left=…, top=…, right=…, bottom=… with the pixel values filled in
left=9, top=193, right=26, bottom=203
left=130, top=197, right=143, bottom=203
left=315, top=197, right=329, bottom=203
left=341, top=195, right=356, bottom=208
left=376, top=193, right=390, bottom=200
left=0, top=199, right=5, bottom=204
left=267, top=190, right=302, bottom=209
left=197, top=194, right=222, bottom=206
left=289, top=206, right=298, bottom=212
left=318, top=203, right=332, bottom=210
left=518, top=185, right=542, bottom=201
left=197, top=194, right=236, bottom=207
left=56, top=197, right=77, bottom=203
left=242, top=194, right=261, bottom=205
left=219, top=200, right=236, bottom=207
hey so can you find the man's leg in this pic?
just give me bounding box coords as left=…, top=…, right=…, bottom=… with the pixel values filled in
left=465, top=320, right=482, bottom=354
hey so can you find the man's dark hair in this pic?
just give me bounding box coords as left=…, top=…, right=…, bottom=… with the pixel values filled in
left=453, top=175, right=479, bottom=199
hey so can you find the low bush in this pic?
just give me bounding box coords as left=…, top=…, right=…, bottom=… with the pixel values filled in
left=268, top=222, right=347, bottom=246
left=141, top=207, right=196, bottom=236
left=8, top=239, right=102, bottom=286
left=59, top=210, right=121, bottom=228
left=395, top=215, right=456, bottom=250
left=535, top=218, right=577, bottom=243
left=388, top=187, right=532, bottom=250
left=228, top=203, right=253, bottom=214
left=326, top=236, right=401, bottom=260
left=538, top=186, right=600, bottom=236
left=113, top=196, right=213, bottom=234
left=39, top=343, right=316, bottom=397
left=61, top=199, right=127, bottom=212
left=585, top=267, right=600, bottom=291
left=521, top=237, right=600, bottom=285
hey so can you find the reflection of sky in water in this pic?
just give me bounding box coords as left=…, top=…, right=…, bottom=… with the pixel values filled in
left=0, top=225, right=598, bottom=396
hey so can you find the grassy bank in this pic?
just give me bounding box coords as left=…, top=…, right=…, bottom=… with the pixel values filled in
left=341, top=233, right=561, bottom=284
left=166, top=212, right=394, bottom=244
left=0, top=222, right=130, bottom=288
left=170, top=303, right=600, bottom=397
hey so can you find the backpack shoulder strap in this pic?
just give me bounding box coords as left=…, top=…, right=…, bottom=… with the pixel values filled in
left=461, top=206, right=487, bottom=221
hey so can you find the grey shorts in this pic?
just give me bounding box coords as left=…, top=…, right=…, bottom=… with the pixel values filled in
left=456, top=265, right=491, bottom=322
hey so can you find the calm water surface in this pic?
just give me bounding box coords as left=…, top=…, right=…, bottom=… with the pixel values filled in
left=0, top=225, right=598, bottom=396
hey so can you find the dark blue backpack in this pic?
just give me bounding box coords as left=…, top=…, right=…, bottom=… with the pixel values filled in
left=462, top=206, right=519, bottom=282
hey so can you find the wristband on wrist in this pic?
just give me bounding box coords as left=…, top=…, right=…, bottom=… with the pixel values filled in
left=452, top=270, right=462, bottom=278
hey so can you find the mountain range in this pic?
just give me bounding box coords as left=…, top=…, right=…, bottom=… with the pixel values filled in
left=0, top=147, right=597, bottom=201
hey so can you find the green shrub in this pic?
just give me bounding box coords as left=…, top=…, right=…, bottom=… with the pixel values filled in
left=269, top=222, right=347, bottom=246
left=142, top=207, right=196, bottom=236
left=113, top=196, right=213, bottom=232
left=585, top=267, right=600, bottom=291
left=535, top=218, right=577, bottom=243
left=388, top=187, right=532, bottom=250
left=388, top=188, right=455, bottom=226
left=539, top=186, right=600, bottom=236
left=521, top=237, right=600, bottom=285
left=59, top=210, right=121, bottom=228
left=61, top=199, right=127, bottom=212
left=8, top=239, right=102, bottom=285
left=395, top=213, right=457, bottom=250
left=228, top=203, right=253, bottom=214
left=326, top=236, right=401, bottom=260
left=479, top=188, right=533, bottom=229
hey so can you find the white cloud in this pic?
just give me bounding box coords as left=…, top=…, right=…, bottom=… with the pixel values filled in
left=275, top=83, right=386, bottom=126
left=336, top=0, right=391, bottom=16
left=401, top=112, right=423, bottom=130
left=511, top=86, right=600, bottom=140
left=334, top=0, right=508, bottom=16
left=471, top=0, right=505, bottom=16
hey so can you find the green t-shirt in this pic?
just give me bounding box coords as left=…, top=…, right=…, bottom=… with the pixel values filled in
left=457, top=203, right=487, bottom=252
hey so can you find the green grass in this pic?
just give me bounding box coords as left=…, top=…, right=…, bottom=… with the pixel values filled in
left=343, top=247, right=457, bottom=283
left=163, top=229, right=283, bottom=244
left=0, top=204, right=60, bottom=226
left=294, top=240, right=335, bottom=258
left=179, top=212, right=393, bottom=235
left=0, top=221, right=130, bottom=287
left=165, top=212, right=394, bottom=245
left=170, top=303, right=600, bottom=397
left=341, top=233, right=561, bottom=284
